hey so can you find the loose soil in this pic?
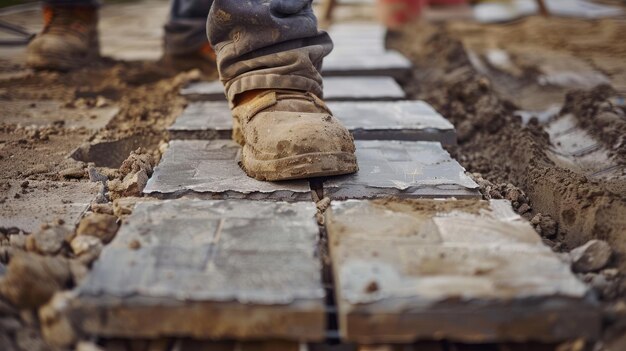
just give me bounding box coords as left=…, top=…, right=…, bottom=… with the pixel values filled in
left=1, top=7, right=626, bottom=351
left=389, top=16, right=626, bottom=289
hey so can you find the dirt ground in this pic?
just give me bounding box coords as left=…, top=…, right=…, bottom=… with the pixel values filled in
left=1, top=3, right=626, bottom=350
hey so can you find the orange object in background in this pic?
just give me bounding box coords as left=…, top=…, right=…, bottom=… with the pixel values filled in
left=377, top=0, right=467, bottom=27
left=377, top=0, right=426, bottom=28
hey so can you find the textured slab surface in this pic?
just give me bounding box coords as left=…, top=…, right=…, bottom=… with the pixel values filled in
left=144, top=140, right=311, bottom=201
left=64, top=199, right=325, bottom=340
left=326, top=199, right=600, bottom=343
left=323, top=141, right=479, bottom=199
left=180, top=77, right=405, bottom=102
left=169, top=101, right=455, bottom=144
left=322, top=50, right=412, bottom=78
left=0, top=181, right=101, bottom=233
left=327, top=101, right=455, bottom=144
left=4, top=100, right=119, bottom=131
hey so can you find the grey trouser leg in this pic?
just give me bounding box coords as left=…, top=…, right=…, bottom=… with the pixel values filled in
left=164, top=0, right=213, bottom=55
left=207, top=0, right=333, bottom=104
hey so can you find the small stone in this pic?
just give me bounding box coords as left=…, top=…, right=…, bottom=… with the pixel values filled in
left=26, top=225, right=74, bottom=255
left=531, top=213, right=542, bottom=225
left=570, top=240, right=612, bottom=273
left=107, top=169, right=149, bottom=199
left=39, top=292, right=78, bottom=348
left=517, top=203, right=531, bottom=214
left=128, top=239, right=141, bottom=250
left=71, top=236, right=103, bottom=266
left=59, top=167, right=85, bottom=179
left=20, top=181, right=29, bottom=188
left=539, top=215, right=558, bottom=238
left=90, top=203, right=114, bottom=215
left=505, top=188, right=521, bottom=203
left=76, top=213, right=118, bottom=244
left=8, top=234, right=27, bottom=249
left=95, top=96, right=109, bottom=108
left=0, top=252, right=70, bottom=309
left=316, top=197, right=331, bottom=213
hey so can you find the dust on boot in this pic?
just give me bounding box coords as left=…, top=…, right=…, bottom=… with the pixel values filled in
left=232, top=89, right=358, bottom=181
left=27, top=5, right=100, bottom=71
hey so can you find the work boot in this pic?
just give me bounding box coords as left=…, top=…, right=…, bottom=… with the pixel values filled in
left=26, top=5, right=99, bottom=70
left=160, top=42, right=217, bottom=73
left=232, top=90, right=358, bottom=181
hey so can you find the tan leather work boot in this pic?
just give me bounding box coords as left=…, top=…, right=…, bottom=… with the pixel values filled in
left=232, top=90, right=358, bottom=181
left=26, top=5, right=99, bottom=70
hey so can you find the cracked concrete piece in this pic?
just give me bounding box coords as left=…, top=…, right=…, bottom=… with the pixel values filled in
left=326, top=199, right=600, bottom=343
left=169, top=101, right=454, bottom=144
left=180, top=77, right=405, bottom=102
left=322, top=50, right=412, bottom=78
left=0, top=181, right=102, bottom=233
left=323, top=141, right=479, bottom=199
left=143, top=140, right=311, bottom=201
left=60, top=199, right=326, bottom=340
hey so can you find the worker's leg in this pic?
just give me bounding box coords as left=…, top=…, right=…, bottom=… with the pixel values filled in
left=164, top=0, right=213, bottom=55
left=207, top=0, right=357, bottom=181
left=207, top=0, right=332, bottom=104
left=27, top=0, right=99, bottom=70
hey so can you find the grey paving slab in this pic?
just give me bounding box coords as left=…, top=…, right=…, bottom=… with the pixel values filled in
left=0, top=181, right=101, bottom=233
left=143, top=140, right=311, bottom=201
left=322, top=50, right=412, bottom=78
left=4, top=100, right=119, bottom=131
left=61, top=199, right=326, bottom=340
left=326, top=199, right=600, bottom=343
left=169, top=101, right=455, bottom=145
left=323, top=141, right=479, bottom=200
left=168, top=101, right=232, bottom=139
left=180, top=77, right=405, bottom=102
left=327, top=101, right=455, bottom=144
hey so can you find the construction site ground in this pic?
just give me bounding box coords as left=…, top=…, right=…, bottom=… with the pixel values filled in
left=0, top=1, right=625, bottom=351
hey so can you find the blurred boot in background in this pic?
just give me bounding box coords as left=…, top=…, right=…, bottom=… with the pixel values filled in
left=162, top=0, right=216, bottom=73
left=27, top=0, right=216, bottom=71
left=27, top=0, right=99, bottom=70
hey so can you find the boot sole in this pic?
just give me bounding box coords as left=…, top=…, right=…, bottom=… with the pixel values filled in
left=27, top=50, right=97, bottom=71
left=241, top=145, right=358, bottom=181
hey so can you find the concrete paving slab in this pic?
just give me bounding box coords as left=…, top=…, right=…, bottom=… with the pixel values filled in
left=143, top=140, right=311, bottom=201
left=322, top=50, right=412, bottom=78
left=61, top=199, right=326, bottom=340
left=326, top=199, right=600, bottom=343
left=323, top=141, right=479, bottom=200
left=327, top=101, right=455, bottom=144
left=180, top=77, right=405, bottom=102
left=4, top=100, right=119, bottom=131
left=169, top=101, right=455, bottom=145
left=168, top=102, right=232, bottom=140
left=0, top=181, right=101, bottom=233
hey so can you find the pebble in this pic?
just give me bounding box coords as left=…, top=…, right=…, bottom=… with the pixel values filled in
left=76, top=213, right=119, bottom=244
left=0, top=252, right=70, bottom=309
left=570, top=239, right=612, bottom=273
left=26, top=225, right=74, bottom=255
left=70, top=236, right=103, bottom=266
left=59, top=167, right=85, bottom=179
